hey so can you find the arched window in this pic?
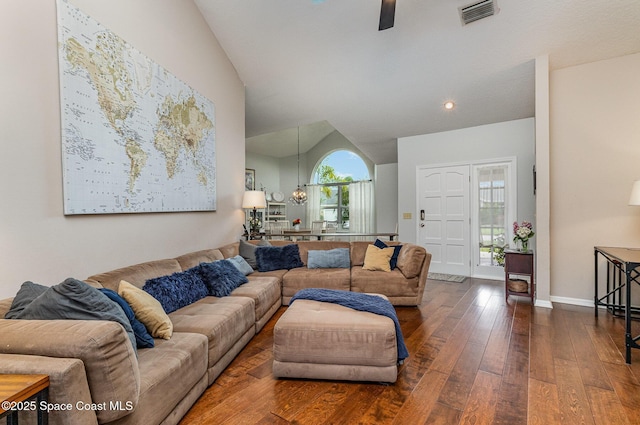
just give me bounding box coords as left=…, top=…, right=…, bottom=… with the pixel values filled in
left=310, top=150, right=371, bottom=230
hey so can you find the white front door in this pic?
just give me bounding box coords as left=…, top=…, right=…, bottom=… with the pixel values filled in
left=417, top=165, right=471, bottom=276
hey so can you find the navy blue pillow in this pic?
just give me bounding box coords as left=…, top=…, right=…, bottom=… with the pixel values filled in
left=143, top=268, right=208, bottom=314
left=255, top=244, right=304, bottom=272
left=99, top=288, right=154, bottom=349
left=374, top=239, right=403, bottom=270
left=198, top=260, right=248, bottom=297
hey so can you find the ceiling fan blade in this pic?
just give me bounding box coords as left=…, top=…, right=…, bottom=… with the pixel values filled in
left=379, top=0, right=396, bottom=31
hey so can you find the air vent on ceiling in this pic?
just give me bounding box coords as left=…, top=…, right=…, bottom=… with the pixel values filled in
left=459, top=0, right=497, bottom=25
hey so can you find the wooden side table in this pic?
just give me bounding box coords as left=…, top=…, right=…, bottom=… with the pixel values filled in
left=504, top=249, right=535, bottom=303
left=0, top=374, right=49, bottom=425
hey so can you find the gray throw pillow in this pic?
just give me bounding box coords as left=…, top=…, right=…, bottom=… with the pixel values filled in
left=239, top=239, right=271, bottom=269
left=4, top=281, right=48, bottom=319
left=13, top=278, right=137, bottom=352
left=307, top=248, right=351, bottom=269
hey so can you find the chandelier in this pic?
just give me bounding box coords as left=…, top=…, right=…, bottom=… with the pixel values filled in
left=289, top=126, right=307, bottom=205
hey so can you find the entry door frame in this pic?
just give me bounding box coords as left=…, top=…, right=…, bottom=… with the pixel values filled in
left=416, top=157, right=518, bottom=280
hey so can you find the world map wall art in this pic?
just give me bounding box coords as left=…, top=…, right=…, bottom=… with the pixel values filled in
left=56, top=0, right=216, bottom=214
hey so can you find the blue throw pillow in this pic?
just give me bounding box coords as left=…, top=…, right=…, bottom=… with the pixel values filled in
left=143, top=268, right=208, bottom=314
left=255, top=244, right=304, bottom=272
left=198, top=259, right=249, bottom=297
left=99, top=288, right=154, bottom=349
left=227, top=255, right=254, bottom=276
left=307, top=248, right=351, bottom=269
left=374, top=239, right=403, bottom=270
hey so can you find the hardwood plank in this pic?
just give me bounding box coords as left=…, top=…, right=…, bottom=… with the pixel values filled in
left=553, top=358, right=595, bottom=425
left=528, top=378, right=561, bottom=425
left=563, top=309, right=614, bottom=390
left=585, top=385, right=630, bottom=425
left=391, top=369, right=449, bottom=424
left=424, top=402, right=463, bottom=425
left=437, top=342, right=485, bottom=410
left=529, top=323, right=555, bottom=383
left=493, top=332, right=529, bottom=425
left=458, top=370, right=501, bottom=425
left=478, top=298, right=515, bottom=376
left=601, top=362, right=640, bottom=423
left=585, top=324, right=626, bottom=365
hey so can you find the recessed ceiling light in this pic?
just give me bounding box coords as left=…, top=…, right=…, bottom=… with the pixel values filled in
left=444, top=101, right=455, bottom=110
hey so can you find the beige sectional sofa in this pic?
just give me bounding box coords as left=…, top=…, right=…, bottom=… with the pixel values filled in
left=0, top=240, right=430, bottom=425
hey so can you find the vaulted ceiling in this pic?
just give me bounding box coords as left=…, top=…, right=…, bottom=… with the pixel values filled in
left=194, top=0, right=640, bottom=164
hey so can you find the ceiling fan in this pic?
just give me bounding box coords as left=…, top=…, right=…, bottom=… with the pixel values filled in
left=379, top=0, right=396, bottom=31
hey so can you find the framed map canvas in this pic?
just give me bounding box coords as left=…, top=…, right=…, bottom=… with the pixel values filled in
left=56, top=0, right=216, bottom=214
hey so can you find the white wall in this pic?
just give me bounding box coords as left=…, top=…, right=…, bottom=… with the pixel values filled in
left=0, top=0, right=245, bottom=298
left=550, top=52, right=640, bottom=304
left=397, top=118, right=536, bottom=245
left=245, top=152, right=281, bottom=193
left=375, top=163, right=399, bottom=233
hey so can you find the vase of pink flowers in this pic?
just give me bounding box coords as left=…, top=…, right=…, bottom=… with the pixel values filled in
left=513, top=221, right=534, bottom=252
left=292, top=218, right=301, bottom=231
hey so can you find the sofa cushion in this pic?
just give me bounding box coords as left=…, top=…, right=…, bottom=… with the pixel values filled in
left=197, top=260, right=248, bottom=297
left=99, top=288, right=155, bottom=349
left=231, top=275, right=281, bottom=326
left=174, top=248, right=224, bottom=270
left=396, top=244, right=427, bottom=279
left=281, top=267, right=351, bottom=303
left=255, top=244, right=304, bottom=272
left=169, top=296, right=255, bottom=369
left=123, top=332, right=208, bottom=425
left=4, top=281, right=47, bottom=319
left=86, top=258, right=183, bottom=291
left=362, top=245, right=395, bottom=272
left=227, top=255, right=254, bottom=276
left=307, top=248, right=350, bottom=269
left=143, top=268, right=209, bottom=314
left=8, top=278, right=137, bottom=352
left=351, top=266, right=420, bottom=299
left=119, top=280, right=173, bottom=339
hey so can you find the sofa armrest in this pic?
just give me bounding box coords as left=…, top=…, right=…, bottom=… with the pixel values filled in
left=0, top=353, right=98, bottom=425
left=0, top=319, right=139, bottom=423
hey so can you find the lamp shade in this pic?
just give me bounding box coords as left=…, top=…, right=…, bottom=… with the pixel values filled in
left=242, top=190, right=266, bottom=209
left=630, top=181, right=640, bottom=206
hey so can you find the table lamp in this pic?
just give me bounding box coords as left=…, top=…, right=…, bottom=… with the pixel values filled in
left=629, top=181, right=640, bottom=205
left=242, top=190, right=267, bottom=232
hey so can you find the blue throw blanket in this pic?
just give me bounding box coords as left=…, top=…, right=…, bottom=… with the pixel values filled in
left=290, top=288, right=409, bottom=363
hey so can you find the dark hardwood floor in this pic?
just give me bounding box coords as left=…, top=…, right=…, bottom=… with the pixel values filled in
left=180, top=277, right=640, bottom=424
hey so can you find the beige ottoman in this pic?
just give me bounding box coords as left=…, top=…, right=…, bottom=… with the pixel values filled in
left=273, top=298, right=399, bottom=383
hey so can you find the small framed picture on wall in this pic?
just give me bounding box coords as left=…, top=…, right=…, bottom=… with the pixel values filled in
left=245, top=169, right=255, bottom=191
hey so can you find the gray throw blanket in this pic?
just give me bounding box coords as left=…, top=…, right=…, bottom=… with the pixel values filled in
left=289, top=288, right=409, bottom=363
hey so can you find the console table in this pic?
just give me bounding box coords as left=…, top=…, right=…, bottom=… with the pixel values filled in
left=594, top=246, right=640, bottom=364
left=0, top=374, right=49, bottom=425
left=504, top=249, right=534, bottom=303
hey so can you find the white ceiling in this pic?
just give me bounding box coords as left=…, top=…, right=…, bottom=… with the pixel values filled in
left=194, top=0, right=640, bottom=164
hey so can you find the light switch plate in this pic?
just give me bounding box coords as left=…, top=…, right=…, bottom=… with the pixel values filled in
left=403, top=212, right=412, bottom=219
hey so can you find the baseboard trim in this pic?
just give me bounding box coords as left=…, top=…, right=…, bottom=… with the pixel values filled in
left=549, top=295, right=594, bottom=308
left=534, top=299, right=553, bottom=309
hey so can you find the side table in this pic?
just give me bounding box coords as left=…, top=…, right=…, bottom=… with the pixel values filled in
left=0, top=374, right=49, bottom=425
left=504, top=249, right=535, bottom=303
